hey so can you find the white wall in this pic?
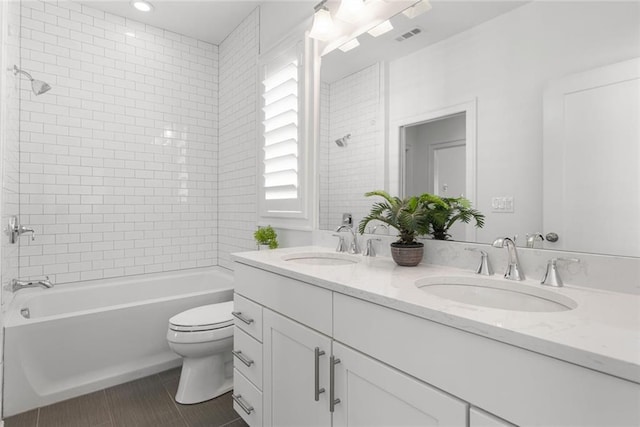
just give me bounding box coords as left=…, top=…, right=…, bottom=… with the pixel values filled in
left=0, top=0, right=22, bottom=417
left=217, top=8, right=260, bottom=270
left=388, top=1, right=640, bottom=245
left=18, top=1, right=218, bottom=283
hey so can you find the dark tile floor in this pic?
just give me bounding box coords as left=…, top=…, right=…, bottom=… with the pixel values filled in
left=4, top=368, right=248, bottom=427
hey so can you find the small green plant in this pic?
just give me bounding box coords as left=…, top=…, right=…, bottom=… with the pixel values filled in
left=420, top=194, right=485, bottom=240
left=358, top=190, right=431, bottom=245
left=254, top=225, right=279, bottom=249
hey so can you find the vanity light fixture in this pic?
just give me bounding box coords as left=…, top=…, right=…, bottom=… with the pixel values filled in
left=338, top=38, right=360, bottom=53
left=367, top=20, right=394, bottom=37
left=309, top=0, right=334, bottom=41
left=131, top=0, right=153, bottom=12
left=336, top=0, right=365, bottom=23
left=402, top=0, right=432, bottom=19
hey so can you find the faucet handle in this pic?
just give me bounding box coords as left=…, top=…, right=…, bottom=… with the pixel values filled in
left=541, top=257, right=580, bottom=287
left=363, top=238, right=381, bottom=257
left=465, top=248, right=493, bottom=275
left=333, top=234, right=346, bottom=253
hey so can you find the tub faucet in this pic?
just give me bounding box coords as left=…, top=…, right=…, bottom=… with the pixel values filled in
left=335, top=225, right=360, bottom=254
left=526, top=233, right=544, bottom=248
left=12, top=276, right=54, bottom=292
left=492, top=237, right=524, bottom=281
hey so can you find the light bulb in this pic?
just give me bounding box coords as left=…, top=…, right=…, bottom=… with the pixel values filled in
left=131, top=0, right=153, bottom=12
left=309, top=7, right=334, bottom=41
left=336, top=0, right=365, bottom=23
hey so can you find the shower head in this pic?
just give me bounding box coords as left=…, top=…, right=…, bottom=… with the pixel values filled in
left=12, top=65, right=52, bottom=95
left=335, top=134, right=351, bottom=147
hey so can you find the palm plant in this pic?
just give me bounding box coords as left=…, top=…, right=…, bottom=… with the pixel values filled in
left=358, top=190, right=430, bottom=245
left=420, top=194, right=485, bottom=240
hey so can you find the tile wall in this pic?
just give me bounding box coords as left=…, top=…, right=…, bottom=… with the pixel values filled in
left=1, top=0, right=22, bottom=415
left=217, top=9, right=260, bottom=270
left=318, top=81, right=329, bottom=230
left=18, top=1, right=218, bottom=283
left=320, top=64, right=384, bottom=230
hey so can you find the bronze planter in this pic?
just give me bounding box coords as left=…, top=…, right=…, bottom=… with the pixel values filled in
left=390, top=242, right=424, bottom=267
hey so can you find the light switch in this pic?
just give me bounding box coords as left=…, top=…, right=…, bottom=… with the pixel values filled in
left=491, top=196, right=514, bottom=213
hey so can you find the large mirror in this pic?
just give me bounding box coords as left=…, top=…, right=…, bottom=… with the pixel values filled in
left=317, top=0, right=640, bottom=257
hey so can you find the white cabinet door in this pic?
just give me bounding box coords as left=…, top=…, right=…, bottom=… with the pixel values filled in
left=263, top=309, right=332, bottom=427
left=332, top=342, right=467, bottom=427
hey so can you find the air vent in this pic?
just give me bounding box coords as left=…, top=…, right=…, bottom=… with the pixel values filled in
left=395, top=27, right=422, bottom=42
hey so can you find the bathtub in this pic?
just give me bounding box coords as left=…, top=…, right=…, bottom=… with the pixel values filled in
left=3, top=267, right=234, bottom=417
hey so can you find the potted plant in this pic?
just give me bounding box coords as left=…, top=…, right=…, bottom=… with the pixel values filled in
left=254, top=225, right=279, bottom=250
left=420, top=193, right=485, bottom=240
left=359, top=190, right=430, bottom=266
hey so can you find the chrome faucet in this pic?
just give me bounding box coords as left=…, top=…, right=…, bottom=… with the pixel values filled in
left=333, top=233, right=347, bottom=252
left=492, top=237, right=524, bottom=280
left=335, top=225, right=360, bottom=254
left=7, top=216, right=36, bottom=244
left=541, top=258, right=580, bottom=287
left=11, top=276, right=54, bottom=292
left=526, top=233, right=544, bottom=248
left=369, top=224, right=389, bottom=235
left=465, top=248, right=493, bottom=275
left=363, top=238, right=381, bottom=257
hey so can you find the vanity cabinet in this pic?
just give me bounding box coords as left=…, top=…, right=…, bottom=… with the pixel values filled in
left=233, top=261, right=640, bottom=427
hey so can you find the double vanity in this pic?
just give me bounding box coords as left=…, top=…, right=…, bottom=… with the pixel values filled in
left=230, top=246, right=640, bottom=426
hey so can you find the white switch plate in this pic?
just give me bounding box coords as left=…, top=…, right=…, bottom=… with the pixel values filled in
left=491, top=196, right=514, bottom=213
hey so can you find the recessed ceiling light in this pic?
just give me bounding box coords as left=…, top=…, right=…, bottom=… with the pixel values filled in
left=339, top=38, right=360, bottom=52
left=368, top=20, right=393, bottom=37
left=131, top=0, right=153, bottom=12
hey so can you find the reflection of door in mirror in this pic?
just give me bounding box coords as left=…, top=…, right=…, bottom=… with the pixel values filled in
left=544, top=58, right=640, bottom=257
left=405, top=114, right=467, bottom=240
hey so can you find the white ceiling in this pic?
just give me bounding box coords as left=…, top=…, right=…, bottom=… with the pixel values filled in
left=77, top=0, right=317, bottom=45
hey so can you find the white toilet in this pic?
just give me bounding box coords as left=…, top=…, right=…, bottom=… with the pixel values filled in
left=167, top=301, right=234, bottom=404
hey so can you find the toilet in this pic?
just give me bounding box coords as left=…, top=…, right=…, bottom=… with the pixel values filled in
left=167, top=301, right=234, bottom=404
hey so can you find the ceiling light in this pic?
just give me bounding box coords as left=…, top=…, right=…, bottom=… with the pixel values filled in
left=336, top=0, right=365, bottom=23
left=339, top=38, right=360, bottom=52
left=367, top=20, right=393, bottom=37
left=309, top=3, right=334, bottom=41
left=131, top=0, right=153, bottom=12
left=402, top=0, right=432, bottom=19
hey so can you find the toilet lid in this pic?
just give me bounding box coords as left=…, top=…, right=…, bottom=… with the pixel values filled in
left=169, top=301, right=234, bottom=332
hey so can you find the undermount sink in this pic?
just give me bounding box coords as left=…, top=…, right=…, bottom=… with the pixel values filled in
left=415, top=276, right=577, bottom=312
left=282, top=252, right=361, bottom=266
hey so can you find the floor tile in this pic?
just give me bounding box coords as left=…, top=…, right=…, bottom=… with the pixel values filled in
left=220, top=418, right=249, bottom=427
left=3, top=409, right=38, bottom=427
left=175, top=392, right=241, bottom=427
left=38, top=390, right=111, bottom=427
left=105, top=375, right=186, bottom=427
left=158, top=367, right=181, bottom=385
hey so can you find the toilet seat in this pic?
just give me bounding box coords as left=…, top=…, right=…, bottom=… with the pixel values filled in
left=169, top=301, right=234, bottom=332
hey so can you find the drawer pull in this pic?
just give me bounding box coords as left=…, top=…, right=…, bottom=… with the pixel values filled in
left=232, top=393, right=254, bottom=415
left=232, top=311, right=254, bottom=325
left=330, top=355, right=341, bottom=412
left=314, top=347, right=326, bottom=401
left=232, top=350, right=255, bottom=367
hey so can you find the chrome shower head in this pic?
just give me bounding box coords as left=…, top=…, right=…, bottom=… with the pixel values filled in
left=335, top=133, right=351, bottom=147
left=12, top=65, right=52, bottom=95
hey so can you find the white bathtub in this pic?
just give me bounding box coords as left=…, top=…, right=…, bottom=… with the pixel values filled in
left=3, top=267, right=234, bottom=416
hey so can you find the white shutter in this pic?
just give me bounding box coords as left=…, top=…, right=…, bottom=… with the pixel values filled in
left=262, top=60, right=299, bottom=202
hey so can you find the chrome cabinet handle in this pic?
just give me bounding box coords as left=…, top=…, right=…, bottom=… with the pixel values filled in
left=232, top=350, right=254, bottom=367
left=329, top=355, right=341, bottom=412
left=314, top=347, right=326, bottom=401
left=231, top=311, right=254, bottom=325
left=232, top=393, right=254, bottom=415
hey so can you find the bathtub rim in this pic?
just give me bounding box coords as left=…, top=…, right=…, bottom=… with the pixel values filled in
left=4, top=266, right=234, bottom=327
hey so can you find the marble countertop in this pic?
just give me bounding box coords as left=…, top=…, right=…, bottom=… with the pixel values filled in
left=232, top=246, right=640, bottom=384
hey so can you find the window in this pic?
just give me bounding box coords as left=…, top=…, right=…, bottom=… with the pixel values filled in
left=258, top=37, right=314, bottom=229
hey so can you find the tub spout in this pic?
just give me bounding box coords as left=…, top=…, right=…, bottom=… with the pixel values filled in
left=12, top=276, right=54, bottom=292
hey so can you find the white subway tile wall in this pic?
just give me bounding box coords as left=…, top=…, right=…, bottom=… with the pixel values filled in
left=318, top=81, right=330, bottom=230
left=18, top=1, right=218, bottom=283
left=1, top=0, right=23, bottom=415
left=323, top=64, right=384, bottom=230
left=217, top=8, right=260, bottom=270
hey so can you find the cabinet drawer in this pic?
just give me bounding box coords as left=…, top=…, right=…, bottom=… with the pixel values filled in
left=233, top=369, right=263, bottom=427
left=233, top=326, right=263, bottom=390
left=233, top=293, right=263, bottom=342
left=234, top=263, right=332, bottom=335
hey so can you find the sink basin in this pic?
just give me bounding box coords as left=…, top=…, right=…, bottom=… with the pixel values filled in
left=415, top=276, right=577, bottom=312
left=282, top=252, right=361, bottom=266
